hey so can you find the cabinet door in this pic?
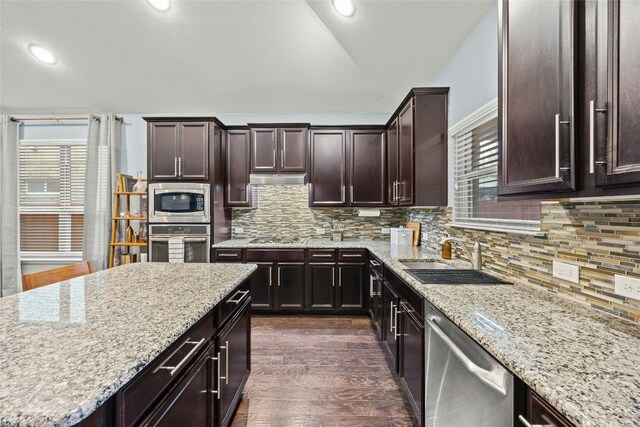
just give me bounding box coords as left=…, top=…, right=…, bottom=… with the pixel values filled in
left=250, top=263, right=274, bottom=310
left=398, top=100, right=414, bottom=205
left=593, top=0, right=640, bottom=187
left=350, top=130, right=386, bottom=206
left=179, top=122, right=209, bottom=180
left=217, top=300, right=251, bottom=427
left=251, top=128, right=278, bottom=172
left=306, top=263, right=336, bottom=310
left=140, top=350, right=209, bottom=427
left=523, top=390, right=573, bottom=427
left=337, top=263, right=365, bottom=311
left=149, top=122, right=180, bottom=181
left=498, top=0, right=575, bottom=195
left=400, top=304, right=425, bottom=425
left=309, top=130, right=347, bottom=207
left=387, top=118, right=399, bottom=206
left=275, top=263, right=305, bottom=310
left=280, top=128, right=308, bottom=172
left=382, top=281, right=399, bottom=373
left=225, top=130, right=252, bottom=207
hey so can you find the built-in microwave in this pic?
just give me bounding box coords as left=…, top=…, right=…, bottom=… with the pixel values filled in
left=148, top=182, right=210, bottom=223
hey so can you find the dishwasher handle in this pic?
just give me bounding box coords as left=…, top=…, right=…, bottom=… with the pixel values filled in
left=426, top=315, right=508, bottom=396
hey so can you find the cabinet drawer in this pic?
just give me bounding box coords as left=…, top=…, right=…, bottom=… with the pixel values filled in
left=246, top=249, right=305, bottom=262
left=521, top=390, right=573, bottom=427
left=218, top=279, right=251, bottom=328
left=116, top=310, right=214, bottom=427
left=384, top=266, right=423, bottom=319
left=309, top=249, right=336, bottom=262
left=214, top=249, right=243, bottom=262
left=338, top=249, right=367, bottom=262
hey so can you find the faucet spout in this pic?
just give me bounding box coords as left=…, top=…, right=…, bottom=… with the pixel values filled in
left=438, top=237, right=482, bottom=270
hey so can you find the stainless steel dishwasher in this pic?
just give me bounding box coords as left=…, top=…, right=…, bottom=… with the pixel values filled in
left=424, top=301, right=513, bottom=427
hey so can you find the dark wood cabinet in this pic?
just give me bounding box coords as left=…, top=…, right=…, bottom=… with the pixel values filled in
left=498, top=0, right=576, bottom=196
left=140, top=348, right=210, bottom=427
left=518, top=389, right=573, bottom=427
left=309, top=130, right=347, bottom=207
left=397, top=99, right=415, bottom=205
left=386, top=119, right=399, bottom=206
left=148, top=121, right=209, bottom=181
left=400, top=302, right=425, bottom=426
left=381, top=280, right=400, bottom=373
left=349, top=130, right=386, bottom=206
left=275, top=263, right=306, bottom=310
left=592, top=0, right=640, bottom=188
left=306, top=263, right=336, bottom=310
left=250, top=263, right=275, bottom=310
left=368, top=258, right=383, bottom=339
left=215, top=299, right=251, bottom=427
left=251, top=126, right=308, bottom=174
left=337, top=263, right=365, bottom=311
left=225, top=129, right=253, bottom=207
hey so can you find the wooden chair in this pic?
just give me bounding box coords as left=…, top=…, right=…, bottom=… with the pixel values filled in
left=22, top=261, right=93, bottom=291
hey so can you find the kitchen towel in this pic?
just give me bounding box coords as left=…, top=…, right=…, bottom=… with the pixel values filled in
left=168, top=237, right=185, bottom=263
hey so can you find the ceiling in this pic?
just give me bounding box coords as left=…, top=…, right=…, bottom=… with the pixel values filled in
left=0, top=0, right=495, bottom=115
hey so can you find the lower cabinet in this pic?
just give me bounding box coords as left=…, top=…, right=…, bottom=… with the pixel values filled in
left=337, top=263, right=365, bottom=311
left=250, top=263, right=275, bottom=310
left=215, top=298, right=251, bottom=427
left=305, top=262, right=366, bottom=312
left=307, top=263, right=336, bottom=310
left=275, top=263, right=306, bottom=310
left=381, top=280, right=400, bottom=373
left=518, top=389, right=573, bottom=427
left=140, top=348, right=210, bottom=427
left=400, top=302, right=425, bottom=426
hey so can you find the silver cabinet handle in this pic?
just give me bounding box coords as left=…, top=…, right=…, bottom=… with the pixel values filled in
left=393, top=181, right=397, bottom=201
left=280, top=149, right=284, bottom=168
left=338, top=267, right=342, bottom=287
left=369, top=275, right=374, bottom=298
left=517, top=415, right=541, bottom=427
left=554, top=114, right=570, bottom=178
left=268, top=267, right=272, bottom=286
left=332, top=268, right=335, bottom=287
left=394, top=306, right=402, bottom=339
left=222, top=340, right=229, bottom=385
left=155, top=338, right=205, bottom=376
left=343, top=254, right=362, bottom=258
left=369, top=260, right=381, bottom=267
left=589, top=100, right=608, bottom=174
left=210, top=351, right=221, bottom=397
left=341, top=185, right=346, bottom=202
left=312, top=254, right=333, bottom=258
left=277, top=267, right=281, bottom=287
left=427, top=315, right=508, bottom=396
left=228, top=290, right=249, bottom=304
left=273, top=148, right=276, bottom=168
left=174, top=157, right=178, bottom=177
left=390, top=302, right=396, bottom=333
left=350, top=185, right=354, bottom=203
left=218, top=253, right=239, bottom=258
left=178, top=157, right=183, bottom=176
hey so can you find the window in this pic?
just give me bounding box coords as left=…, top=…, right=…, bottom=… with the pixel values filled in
left=452, top=100, right=541, bottom=233
left=19, top=139, right=87, bottom=260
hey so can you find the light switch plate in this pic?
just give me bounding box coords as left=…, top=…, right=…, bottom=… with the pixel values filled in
left=552, top=260, right=580, bottom=284
left=235, top=227, right=244, bottom=234
left=615, top=274, right=640, bottom=300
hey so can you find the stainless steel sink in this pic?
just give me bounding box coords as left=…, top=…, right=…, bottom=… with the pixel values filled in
left=400, top=260, right=454, bottom=270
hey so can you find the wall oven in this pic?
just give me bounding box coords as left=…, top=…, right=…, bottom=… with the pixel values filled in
left=148, top=183, right=210, bottom=223
left=148, top=224, right=210, bottom=263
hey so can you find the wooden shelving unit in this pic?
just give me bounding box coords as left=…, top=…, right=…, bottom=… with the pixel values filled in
left=109, top=175, right=148, bottom=268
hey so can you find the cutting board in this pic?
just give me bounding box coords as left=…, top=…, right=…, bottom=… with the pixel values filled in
left=406, top=221, right=421, bottom=246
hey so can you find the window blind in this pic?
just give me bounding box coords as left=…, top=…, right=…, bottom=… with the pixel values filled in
left=19, top=140, right=86, bottom=258
left=452, top=108, right=540, bottom=233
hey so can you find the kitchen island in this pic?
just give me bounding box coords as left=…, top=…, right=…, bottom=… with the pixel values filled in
left=0, top=262, right=256, bottom=427
left=213, top=239, right=640, bottom=427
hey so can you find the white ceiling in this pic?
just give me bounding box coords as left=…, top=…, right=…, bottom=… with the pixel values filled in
left=0, top=0, right=494, bottom=116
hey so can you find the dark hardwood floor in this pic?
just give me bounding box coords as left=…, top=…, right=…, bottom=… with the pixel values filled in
left=231, top=315, right=415, bottom=427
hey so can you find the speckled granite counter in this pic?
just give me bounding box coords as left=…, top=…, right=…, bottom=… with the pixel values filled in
left=213, top=239, right=640, bottom=427
left=0, top=262, right=256, bottom=427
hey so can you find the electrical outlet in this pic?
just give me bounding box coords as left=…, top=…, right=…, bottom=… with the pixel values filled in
left=315, top=228, right=325, bottom=235
left=235, top=227, right=244, bottom=234
left=381, top=227, right=390, bottom=234
left=552, top=261, right=580, bottom=284
left=615, top=275, right=640, bottom=300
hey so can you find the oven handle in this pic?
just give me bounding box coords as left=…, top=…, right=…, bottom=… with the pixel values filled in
left=149, top=237, right=208, bottom=242
left=426, top=315, right=508, bottom=396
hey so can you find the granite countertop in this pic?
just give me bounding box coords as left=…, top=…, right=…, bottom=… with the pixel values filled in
left=213, top=238, right=640, bottom=427
left=0, top=262, right=257, bottom=427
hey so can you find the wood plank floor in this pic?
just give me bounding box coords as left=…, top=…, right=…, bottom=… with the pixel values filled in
left=231, top=315, right=416, bottom=427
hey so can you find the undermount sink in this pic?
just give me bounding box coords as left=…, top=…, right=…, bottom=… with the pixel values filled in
left=406, top=269, right=511, bottom=285
left=400, top=260, right=454, bottom=270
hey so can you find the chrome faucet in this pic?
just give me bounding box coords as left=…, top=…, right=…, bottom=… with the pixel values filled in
left=439, top=237, right=483, bottom=270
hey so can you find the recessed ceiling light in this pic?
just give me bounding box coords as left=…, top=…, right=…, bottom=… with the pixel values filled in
left=28, top=45, right=56, bottom=64
left=332, top=0, right=355, bottom=17
left=148, top=0, right=170, bottom=12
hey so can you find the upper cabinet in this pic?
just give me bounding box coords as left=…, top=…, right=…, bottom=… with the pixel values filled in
left=309, top=129, right=347, bottom=207
left=387, top=88, right=449, bottom=206
left=498, top=0, right=576, bottom=196
left=250, top=126, right=308, bottom=174
left=225, top=129, right=253, bottom=207
left=350, top=129, right=386, bottom=206
left=147, top=120, right=209, bottom=181
left=592, top=0, right=640, bottom=188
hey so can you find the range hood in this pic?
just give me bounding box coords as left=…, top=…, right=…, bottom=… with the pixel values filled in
left=249, top=173, right=308, bottom=185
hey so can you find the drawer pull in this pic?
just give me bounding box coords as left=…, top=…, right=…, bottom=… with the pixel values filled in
left=343, top=254, right=363, bottom=258
left=210, top=351, right=221, bottom=398
left=218, top=253, right=239, bottom=258
left=312, top=254, right=333, bottom=258
left=228, top=290, right=249, bottom=304
left=155, top=338, right=206, bottom=376
left=517, top=415, right=542, bottom=427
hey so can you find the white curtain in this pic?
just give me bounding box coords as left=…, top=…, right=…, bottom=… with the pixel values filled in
left=0, top=116, right=21, bottom=297
left=83, top=114, right=122, bottom=271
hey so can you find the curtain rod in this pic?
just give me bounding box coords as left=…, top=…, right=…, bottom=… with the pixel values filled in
left=10, top=115, right=124, bottom=122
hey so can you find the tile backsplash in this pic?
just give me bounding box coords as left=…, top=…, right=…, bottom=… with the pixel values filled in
left=231, top=185, right=640, bottom=323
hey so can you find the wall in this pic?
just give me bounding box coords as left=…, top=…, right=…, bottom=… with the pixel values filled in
left=232, top=185, right=406, bottom=239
